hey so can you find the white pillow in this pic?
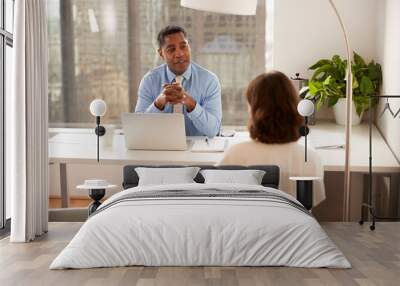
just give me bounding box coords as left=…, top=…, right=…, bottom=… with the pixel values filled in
left=135, top=167, right=200, bottom=186
left=200, top=169, right=266, bottom=185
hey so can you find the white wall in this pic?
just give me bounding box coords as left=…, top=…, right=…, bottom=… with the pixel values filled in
left=267, top=0, right=379, bottom=119
left=375, top=0, right=400, bottom=162
left=268, top=0, right=378, bottom=77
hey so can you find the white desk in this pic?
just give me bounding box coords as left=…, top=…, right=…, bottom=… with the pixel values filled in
left=49, top=133, right=227, bottom=166
left=307, top=122, right=399, bottom=172
left=49, top=121, right=400, bottom=208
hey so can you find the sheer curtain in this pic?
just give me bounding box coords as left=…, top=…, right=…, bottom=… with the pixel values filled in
left=9, top=0, right=49, bottom=242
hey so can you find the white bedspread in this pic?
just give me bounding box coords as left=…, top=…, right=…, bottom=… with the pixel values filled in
left=50, top=183, right=350, bottom=269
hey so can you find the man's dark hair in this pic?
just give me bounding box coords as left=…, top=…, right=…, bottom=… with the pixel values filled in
left=157, top=25, right=187, bottom=48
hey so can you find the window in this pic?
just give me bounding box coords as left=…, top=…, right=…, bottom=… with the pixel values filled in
left=1, top=0, right=14, bottom=231
left=48, top=0, right=266, bottom=127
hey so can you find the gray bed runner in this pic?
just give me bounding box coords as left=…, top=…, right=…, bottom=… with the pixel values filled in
left=92, top=189, right=311, bottom=218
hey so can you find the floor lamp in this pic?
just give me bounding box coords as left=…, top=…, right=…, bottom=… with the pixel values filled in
left=181, top=0, right=353, bottom=221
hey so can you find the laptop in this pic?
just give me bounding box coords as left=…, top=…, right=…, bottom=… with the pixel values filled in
left=121, top=112, right=187, bottom=150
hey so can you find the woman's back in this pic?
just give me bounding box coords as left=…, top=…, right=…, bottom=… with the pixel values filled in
left=220, top=140, right=325, bottom=206
left=220, top=71, right=326, bottom=207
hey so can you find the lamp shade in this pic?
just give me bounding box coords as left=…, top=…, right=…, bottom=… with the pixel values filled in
left=180, top=0, right=257, bottom=15
left=89, top=99, right=107, bottom=117
left=297, top=99, right=315, bottom=117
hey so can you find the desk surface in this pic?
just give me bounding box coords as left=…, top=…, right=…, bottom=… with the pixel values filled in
left=307, top=122, right=399, bottom=172
left=49, top=121, right=400, bottom=173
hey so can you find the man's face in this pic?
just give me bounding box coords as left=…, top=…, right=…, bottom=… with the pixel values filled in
left=158, top=32, right=191, bottom=75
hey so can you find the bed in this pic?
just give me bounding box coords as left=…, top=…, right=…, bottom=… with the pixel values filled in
left=50, top=165, right=350, bottom=269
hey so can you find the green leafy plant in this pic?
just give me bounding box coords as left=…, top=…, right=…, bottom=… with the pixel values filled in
left=305, top=52, right=382, bottom=116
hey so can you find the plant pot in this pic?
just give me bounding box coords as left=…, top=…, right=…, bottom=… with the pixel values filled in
left=333, top=98, right=363, bottom=125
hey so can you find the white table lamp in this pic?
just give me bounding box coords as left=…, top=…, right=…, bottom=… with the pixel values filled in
left=77, top=179, right=117, bottom=215
left=297, top=99, right=315, bottom=117
left=89, top=99, right=107, bottom=162
left=297, top=99, right=315, bottom=162
left=90, top=99, right=106, bottom=117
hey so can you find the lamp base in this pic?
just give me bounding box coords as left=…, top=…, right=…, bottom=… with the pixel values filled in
left=95, top=125, right=106, bottom=136
left=299, top=126, right=309, bottom=136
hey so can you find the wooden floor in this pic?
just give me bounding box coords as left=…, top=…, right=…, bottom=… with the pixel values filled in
left=0, top=222, right=399, bottom=286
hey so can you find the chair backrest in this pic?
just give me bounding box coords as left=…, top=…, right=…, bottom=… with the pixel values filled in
left=122, top=165, right=280, bottom=189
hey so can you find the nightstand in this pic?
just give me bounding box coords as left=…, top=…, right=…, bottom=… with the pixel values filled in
left=77, top=180, right=117, bottom=216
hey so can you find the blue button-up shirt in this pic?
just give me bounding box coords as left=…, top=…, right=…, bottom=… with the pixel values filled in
left=135, top=62, right=222, bottom=137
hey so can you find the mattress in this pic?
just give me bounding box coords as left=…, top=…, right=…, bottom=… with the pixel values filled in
left=50, top=183, right=350, bottom=269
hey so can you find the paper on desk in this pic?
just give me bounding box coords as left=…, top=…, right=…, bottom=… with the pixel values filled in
left=309, top=134, right=345, bottom=149
left=191, top=138, right=227, bottom=152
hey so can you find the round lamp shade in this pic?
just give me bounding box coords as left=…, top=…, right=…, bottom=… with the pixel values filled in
left=89, top=99, right=107, bottom=117
left=297, top=99, right=315, bottom=117
left=180, top=0, right=257, bottom=15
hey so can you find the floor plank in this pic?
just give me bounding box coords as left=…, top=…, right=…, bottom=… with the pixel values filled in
left=0, top=222, right=399, bottom=286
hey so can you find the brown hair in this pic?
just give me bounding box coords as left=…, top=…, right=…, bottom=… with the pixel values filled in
left=246, top=71, right=303, bottom=144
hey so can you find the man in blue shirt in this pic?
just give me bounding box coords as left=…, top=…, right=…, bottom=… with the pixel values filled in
left=135, top=25, right=222, bottom=137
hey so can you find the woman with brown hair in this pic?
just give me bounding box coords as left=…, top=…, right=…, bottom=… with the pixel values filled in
left=220, top=71, right=325, bottom=206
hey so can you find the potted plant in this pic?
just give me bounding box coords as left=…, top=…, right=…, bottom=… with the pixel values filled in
left=304, top=52, right=382, bottom=125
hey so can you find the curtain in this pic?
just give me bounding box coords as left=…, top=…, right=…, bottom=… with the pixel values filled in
left=9, top=0, right=49, bottom=242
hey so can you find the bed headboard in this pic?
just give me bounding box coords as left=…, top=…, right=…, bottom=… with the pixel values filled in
left=122, top=165, right=280, bottom=189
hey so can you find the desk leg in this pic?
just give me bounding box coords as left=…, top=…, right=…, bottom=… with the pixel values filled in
left=60, top=163, right=69, bottom=208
